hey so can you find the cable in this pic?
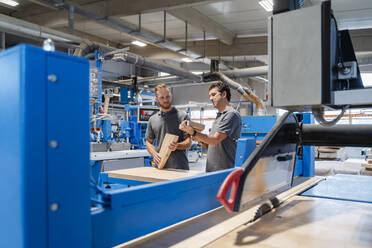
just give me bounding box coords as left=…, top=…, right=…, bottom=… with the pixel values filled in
left=330, top=12, right=345, bottom=68
left=312, top=105, right=350, bottom=126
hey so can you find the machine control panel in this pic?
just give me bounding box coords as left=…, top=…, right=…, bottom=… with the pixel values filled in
left=137, top=106, right=159, bottom=123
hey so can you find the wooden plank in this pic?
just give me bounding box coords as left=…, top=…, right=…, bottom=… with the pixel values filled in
left=158, top=133, right=179, bottom=169
left=206, top=195, right=372, bottom=248
left=107, top=167, right=201, bottom=182
left=189, top=121, right=205, bottom=132
left=361, top=162, right=372, bottom=170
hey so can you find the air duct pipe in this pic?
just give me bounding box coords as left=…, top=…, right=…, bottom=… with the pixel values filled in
left=204, top=72, right=265, bottom=110
left=223, top=66, right=268, bottom=79
left=0, top=13, right=80, bottom=44
left=110, top=52, right=203, bottom=83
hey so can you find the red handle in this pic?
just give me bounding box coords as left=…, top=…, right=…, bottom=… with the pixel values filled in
left=216, top=168, right=243, bottom=212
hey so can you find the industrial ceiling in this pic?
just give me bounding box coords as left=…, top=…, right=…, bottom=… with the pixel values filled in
left=0, top=0, right=372, bottom=69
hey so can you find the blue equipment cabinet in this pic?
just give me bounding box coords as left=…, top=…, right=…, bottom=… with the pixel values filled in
left=235, top=138, right=256, bottom=167
left=0, top=44, right=236, bottom=248
left=0, top=45, right=91, bottom=248
left=238, top=115, right=314, bottom=177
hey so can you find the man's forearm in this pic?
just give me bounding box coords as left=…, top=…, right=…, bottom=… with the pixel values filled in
left=193, top=133, right=219, bottom=146
left=201, top=142, right=208, bottom=150
left=146, top=141, right=158, bottom=157
left=177, top=137, right=191, bottom=150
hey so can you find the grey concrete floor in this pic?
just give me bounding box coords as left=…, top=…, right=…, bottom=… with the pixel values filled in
left=189, top=157, right=372, bottom=176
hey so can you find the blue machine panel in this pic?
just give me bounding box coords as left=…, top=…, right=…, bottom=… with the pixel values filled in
left=92, top=169, right=234, bottom=247
left=302, top=174, right=372, bottom=204
left=241, top=115, right=277, bottom=140
left=0, top=45, right=91, bottom=248
left=0, top=44, right=48, bottom=248
left=235, top=138, right=256, bottom=167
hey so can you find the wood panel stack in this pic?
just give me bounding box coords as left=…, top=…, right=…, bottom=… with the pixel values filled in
left=316, top=146, right=346, bottom=161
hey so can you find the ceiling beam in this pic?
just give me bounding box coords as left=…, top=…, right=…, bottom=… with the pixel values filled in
left=14, top=0, right=223, bottom=25
left=128, top=29, right=372, bottom=59
left=168, top=8, right=235, bottom=45
left=56, top=27, right=122, bottom=48
left=178, top=37, right=267, bottom=57
left=16, top=0, right=232, bottom=45
left=129, top=36, right=268, bottom=58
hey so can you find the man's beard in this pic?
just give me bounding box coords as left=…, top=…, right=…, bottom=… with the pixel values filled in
left=159, top=102, right=172, bottom=110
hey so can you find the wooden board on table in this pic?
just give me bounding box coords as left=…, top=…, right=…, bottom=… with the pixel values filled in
left=189, top=121, right=205, bottom=132
left=158, top=133, right=179, bottom=169
left=107, top=167, right=201, bottom=183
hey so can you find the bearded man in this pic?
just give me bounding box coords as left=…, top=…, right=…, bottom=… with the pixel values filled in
left=145, top=84, right=191, bottom=170
left=179, top=82, right=242, bottom=172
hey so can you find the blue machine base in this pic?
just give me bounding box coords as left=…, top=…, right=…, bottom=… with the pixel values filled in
left=301, top=174, right=372, bottom=204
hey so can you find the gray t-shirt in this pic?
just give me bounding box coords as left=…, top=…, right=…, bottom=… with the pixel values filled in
left=206, top=106, right=242, bottom=172
left=146, top=107, right=190, bottom=170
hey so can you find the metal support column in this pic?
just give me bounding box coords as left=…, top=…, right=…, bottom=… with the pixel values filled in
left=1, top=32, right=5, bottom=51
left=68, top=5, right=74, bottom=34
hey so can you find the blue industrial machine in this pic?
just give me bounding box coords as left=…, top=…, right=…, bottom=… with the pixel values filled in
left=1, top=44, right=235, bottom=248
left=89, top=53, right=156, bottom=150
left=235, top=114, right=315, bottom=176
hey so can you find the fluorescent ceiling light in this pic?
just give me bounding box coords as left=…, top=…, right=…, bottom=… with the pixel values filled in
left=0, top=0, right=19, bottom=6
left=131, top=40, right=147, bottom=47
left=259, top=0, right=273, bottom=12
left=361, top=73, right=372, bottom=87
left=181, top=58, right=193, bottom=63
left=159, top=72, right=170, bottom=77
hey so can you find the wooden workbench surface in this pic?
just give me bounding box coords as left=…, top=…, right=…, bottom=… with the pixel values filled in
left=116, top=183, right=372, bottom=248
left=207, top=195, right=372, bottom=248
left=107, top=167, right=202, bottom=182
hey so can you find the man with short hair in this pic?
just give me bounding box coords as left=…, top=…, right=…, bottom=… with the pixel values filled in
left=180, top=82, right=242, bottom=172
left=146, top=84, right=191, bottom=170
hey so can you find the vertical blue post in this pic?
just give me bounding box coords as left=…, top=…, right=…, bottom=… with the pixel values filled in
left=102, top=119, right=112, bottom=142
left=130, top=88, right=135, bottom=102
left=302, top=113, right=315, bottom=177
left=120, top=87, right=129, bottom=104
left=0, top=45, right=91, bottom=247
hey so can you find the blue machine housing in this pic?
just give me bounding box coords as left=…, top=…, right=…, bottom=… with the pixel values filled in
left=0, top=45, right=91, bottom=248
left=1, top=45, right=316, bottom=248
left=237, top=115, right=314, bottom=177
left=1, top=44, right=236, bottom=247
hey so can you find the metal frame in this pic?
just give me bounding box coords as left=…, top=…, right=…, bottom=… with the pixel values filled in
left=93, top=169, right=234, bottom=247
left=0, top=44, right=237, bottom=247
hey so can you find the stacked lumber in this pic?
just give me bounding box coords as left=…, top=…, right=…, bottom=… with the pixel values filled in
left=362, top=154, right=372, bottom=171
left=316, top=146, right=346, bottom=161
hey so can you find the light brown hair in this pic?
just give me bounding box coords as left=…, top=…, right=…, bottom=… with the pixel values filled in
left=155, top=84, right=170, bottom=96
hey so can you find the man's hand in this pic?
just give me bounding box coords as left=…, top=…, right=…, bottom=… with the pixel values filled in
left=169, top=141, right=178, bottom=151
left=179, top=120, right=194, bottom=135
left=153, top=152, right=162, bottom=166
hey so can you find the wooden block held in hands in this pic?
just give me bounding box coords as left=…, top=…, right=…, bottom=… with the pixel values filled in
left=158, top=133, right=179, bottom=169
left=189, top=121, right=205, bottom=132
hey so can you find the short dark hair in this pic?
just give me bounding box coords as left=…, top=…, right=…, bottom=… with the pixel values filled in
left=209, top=82, right=231, bottom=101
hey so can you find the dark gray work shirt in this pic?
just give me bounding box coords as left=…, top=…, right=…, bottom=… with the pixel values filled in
left=146, top=107, right=190, bottom=170
left=206, top=106, right=242, bottom=172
